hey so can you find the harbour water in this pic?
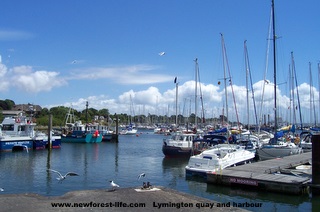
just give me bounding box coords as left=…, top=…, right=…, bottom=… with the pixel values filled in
left=0, top=129, right=318, bottom=211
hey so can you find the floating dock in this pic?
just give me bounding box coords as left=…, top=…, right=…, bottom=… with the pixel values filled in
left=206, top=152, right=311, bottom=195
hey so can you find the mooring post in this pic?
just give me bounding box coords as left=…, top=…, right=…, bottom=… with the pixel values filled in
left=48, top=114, right=52, bottom=149
left=312, top=134, right=320, bottom=195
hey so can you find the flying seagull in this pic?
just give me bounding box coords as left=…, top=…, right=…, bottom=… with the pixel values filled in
left=0, top=188, right=4, bottom=192
left=158, top=51, right=165, bottom=56
left=48, top=169, right=79, bottom=182
left=109, top=180, right=120, bottom=191
left=138, top=173, right=146, bottom=180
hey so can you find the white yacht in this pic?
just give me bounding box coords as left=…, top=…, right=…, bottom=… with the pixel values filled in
left=256, top=137, right=302, bottom=161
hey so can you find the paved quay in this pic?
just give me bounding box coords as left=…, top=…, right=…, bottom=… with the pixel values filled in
left=0, top=186, right=251, bottom=212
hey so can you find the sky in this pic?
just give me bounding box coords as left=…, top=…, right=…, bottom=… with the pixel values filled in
left=0, top=0, right=319, bottom=125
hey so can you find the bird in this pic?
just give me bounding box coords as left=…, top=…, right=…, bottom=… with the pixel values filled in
left=47, top=169, right=79, bottom=182
left=0, top=188, right=4, bottom=192
left=138, top=173, right=146, bottom=180
left=109, top=180, right=120, bottom=191
left=158, top=51, right=165, bottom=56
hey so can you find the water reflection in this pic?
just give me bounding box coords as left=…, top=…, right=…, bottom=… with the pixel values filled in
left=0, top=130, right=318, bottom=211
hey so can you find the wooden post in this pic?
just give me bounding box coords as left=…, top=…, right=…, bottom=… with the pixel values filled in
left=48, top=114, right=52, bottom=149
left=312, top=134, right=320, bottom=195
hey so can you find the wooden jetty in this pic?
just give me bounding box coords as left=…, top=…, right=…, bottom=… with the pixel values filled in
left=206, top=152, right=311, bottom=195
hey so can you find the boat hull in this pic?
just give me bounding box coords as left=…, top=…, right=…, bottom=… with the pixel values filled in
left=61, top=134, right=103, bottom=143
left=0, top=139, right=33, bottom=152
left=185, top=145, right=255, bottom=178
left=162, top=145, right=193, bottom=158
left=256, top=146, right=302, bottom=161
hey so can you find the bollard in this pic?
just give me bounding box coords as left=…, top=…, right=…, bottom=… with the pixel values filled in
left=312, top=134, right=320, bottom=195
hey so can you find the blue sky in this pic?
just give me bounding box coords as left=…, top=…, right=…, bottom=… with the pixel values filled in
left=0, top=0, right=319, bottom=125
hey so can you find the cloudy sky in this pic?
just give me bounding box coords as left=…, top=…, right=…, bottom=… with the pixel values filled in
left=0, top=0, right=319, bottom=125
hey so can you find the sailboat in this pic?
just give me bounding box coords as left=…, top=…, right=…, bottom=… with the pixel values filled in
left=256, top=0, right=302, bottom=161
left=162, top=59, right=204, bottom=157
left=120, top=95, right=138, bottom=135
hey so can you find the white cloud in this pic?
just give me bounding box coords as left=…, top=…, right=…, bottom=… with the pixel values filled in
left=10, top=67, right=67, bottom=93
left=66, top=65, right=173, bottom=85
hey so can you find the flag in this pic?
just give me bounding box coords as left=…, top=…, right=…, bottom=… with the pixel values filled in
left=174, top=77, right=177, bottom=84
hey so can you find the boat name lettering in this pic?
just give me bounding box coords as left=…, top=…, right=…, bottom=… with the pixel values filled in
left=5, top=141, right=30, bottom=145
left=229, top=178, right=258, bottom=186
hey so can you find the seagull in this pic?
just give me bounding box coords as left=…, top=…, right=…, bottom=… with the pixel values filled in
left=109, top=180, right=120, bottom=191
left=158, top=51, right=165, bottom=56
left=138, top=173, right=146, bottom=180
left=71, top=60, right=77, bottom=64
left=47, top=169, right=79, bottom=182
left=0, top=188, right=4, bottom=192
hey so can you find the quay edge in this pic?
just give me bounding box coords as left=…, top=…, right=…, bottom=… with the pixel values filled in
left=0, top=187, right=250, bottom=212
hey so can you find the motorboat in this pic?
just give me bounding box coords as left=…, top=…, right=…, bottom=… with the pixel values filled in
left=299, top=131, right=312, bottom=152
left=0, top=114, right=61, bottom=151
left=162, top=132, right=198, bottom=157
left=185, top=144, right=255, bottom=178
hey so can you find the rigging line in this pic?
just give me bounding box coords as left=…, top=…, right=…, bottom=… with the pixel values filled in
left=197, top=60, right=206, bottom=124
left=220, top=33, right=240, bottom=128
left=291, top=52, right=303, bottom=130
left=258, top=4, right=273, bottom=133
left=244, top=40, right=259, bottom=130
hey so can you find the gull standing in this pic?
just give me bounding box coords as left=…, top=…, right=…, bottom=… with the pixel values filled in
left=47, top=169, right=79, bottom=183
left=138, top=173, right=146, bottom=180
left=109, top=180, right=120, bottom=191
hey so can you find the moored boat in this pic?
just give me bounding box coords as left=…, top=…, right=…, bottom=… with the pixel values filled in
left=0, top=114, right=61, bottom=152
left=162, top=132, right=198, bottom=157
left=185, top=144, right=255, bottom=178
left=119, top=124, right=138, bottom=135
left=61, top=121, right=103, bottom=143
left=256, top=136, right=302, bottom=161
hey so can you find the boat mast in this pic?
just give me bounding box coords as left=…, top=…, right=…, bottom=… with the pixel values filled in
left=174, top=77, right=178, bottom=126
left=309, top=62, right=317, bottom=127
left=85, top=101, right=88, bottom=133
left=220, top=33, right=240, bottom=129
left=272, top=0, right=278, bottom=131
left=318, top=63, right=320, bottom=126
left=220, top=34, right=229, bottom=126
left=194, top=58, right=198, bottom=129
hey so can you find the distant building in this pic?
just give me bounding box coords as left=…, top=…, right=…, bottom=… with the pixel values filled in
left=1, top=110, right=26, bottom=117
left=12, top=104, right=41, bottom=115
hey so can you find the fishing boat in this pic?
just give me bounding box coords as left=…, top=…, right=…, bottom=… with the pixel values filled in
left=61, top=103, right=103, bottom=143
left=61, top=120, right=103, bottom=143
left=185, top=144, right=255, bottom=178
left=0, top=114, right=61, bottom=152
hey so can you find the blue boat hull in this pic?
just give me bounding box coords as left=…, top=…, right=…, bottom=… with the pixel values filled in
left=0, top=140, right=33, bottom=152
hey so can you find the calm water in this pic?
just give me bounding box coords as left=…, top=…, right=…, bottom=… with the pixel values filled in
left=0, top=129, right=318, bottom=211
